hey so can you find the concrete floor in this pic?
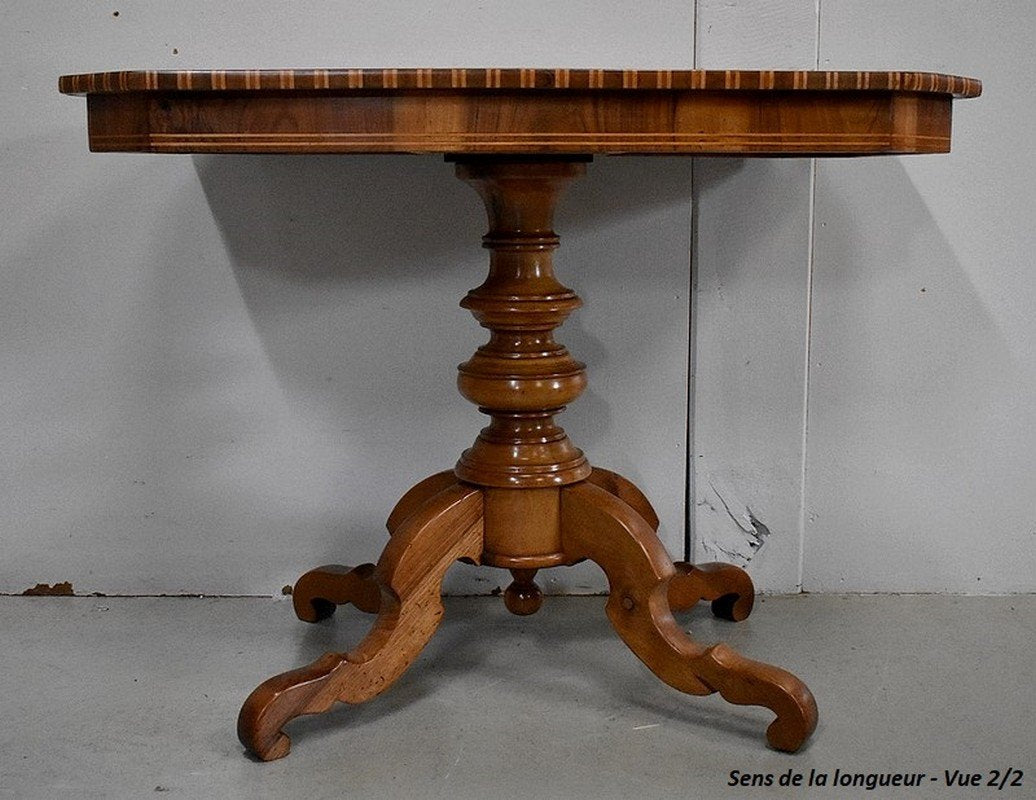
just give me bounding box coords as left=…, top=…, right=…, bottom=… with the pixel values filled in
left=1, top=594, right=1032, bottom=799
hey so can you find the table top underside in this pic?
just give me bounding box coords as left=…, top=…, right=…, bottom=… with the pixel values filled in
left=60, top=68, right=981, bottom=157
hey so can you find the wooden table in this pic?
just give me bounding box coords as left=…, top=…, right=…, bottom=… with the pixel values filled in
left=60, top=68, right=980, bottom=760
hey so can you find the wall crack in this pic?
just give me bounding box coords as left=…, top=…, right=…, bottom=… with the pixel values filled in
left=696, top=476, right=773, bottom=566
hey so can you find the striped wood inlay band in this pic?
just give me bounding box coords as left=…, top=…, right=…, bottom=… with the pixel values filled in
left=59, top=68, right=982, bottom=98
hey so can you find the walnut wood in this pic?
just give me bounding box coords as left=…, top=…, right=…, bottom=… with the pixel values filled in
left=586, top=467, right=661, bottom=531
left=60, top=69, right=979, bottom=156
left=670, top=561, right=755, bottom=622
left=232, top=157, right=815, bottom=757
left=560, top=481, right=817, bottom=752
left=59, top=68, right=982, bottom=96
left=385, top=469, right=457, bottom=534
left=503, top=568, right=544, bottom=616
left=238, top=482, right=484, bottom=761
left=60, top=69, right=978, bottom=759
left=292, top=563, right=380, bottom=622
left=454, top=158, right=591, bottom=488
left=482, top=487, right=565, bottom=566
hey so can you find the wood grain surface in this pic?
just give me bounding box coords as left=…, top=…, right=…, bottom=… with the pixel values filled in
left=238, top=482, right=484, bottom=761
left=59, top=68, right=981, bottom=96
left=60, top=68, right=980, bottom=156
left=58, top=66, right=976, bottom=759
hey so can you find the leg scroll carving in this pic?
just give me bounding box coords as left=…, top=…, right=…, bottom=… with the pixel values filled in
left=238, top=483, right=484, bottom=761
left=670, top=561, right=755, bottom=622
left=292, top=564, right=381, bottom=622
left=560, top=481, right=817, bottom=753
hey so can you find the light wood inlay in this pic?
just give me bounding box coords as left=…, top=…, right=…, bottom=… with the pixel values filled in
left=59, top=65, right=978, bottom=761
left=63, top=68, right=977, bottom=156
left=58, top=68, right=981, bottom=96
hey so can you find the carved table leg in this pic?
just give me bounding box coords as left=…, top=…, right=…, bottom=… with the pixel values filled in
left=292, top=564, right=381, bottom=622
left=585, top=467, right=750, bottom=619
left=560, top=481, right=818, bottom=752
left=670, top=562, right=756, bottom=622
left=238, top=483, right=484, bottom=761
left=586, top=467, right=660, bottom=531
left=385, top=470, right=458, bottom=534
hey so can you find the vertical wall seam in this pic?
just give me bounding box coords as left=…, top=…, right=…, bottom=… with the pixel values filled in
left=684, top=0, right=701, bottom=562
left=798, top=160, right=817, bottom=592
left=797, top=0, right=823, bottom=591
left=814, top=0, right=822, bottom=67
left=686, top=162, right=698, bottom=563
left=692, top=0, right=700, bottom=63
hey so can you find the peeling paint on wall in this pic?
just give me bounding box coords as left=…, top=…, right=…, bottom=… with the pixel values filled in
left=21, top=581, right=74, bottom=596
left=696, top=475, right=771, bottom=566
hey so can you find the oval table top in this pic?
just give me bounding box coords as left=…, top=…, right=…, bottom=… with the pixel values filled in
left=59, top=68, right=981, bottom=156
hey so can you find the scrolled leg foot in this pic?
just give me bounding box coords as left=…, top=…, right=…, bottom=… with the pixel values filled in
left=560, top=481, right=817, bottom=752
left=238, top=653, right=348, bottom=761
left=292, top=563, right=380, bottom=622
left=696, top=643, right=818, bottom=753
left=670, top=561, right=755, bottom=622
left=238, top=483, right=484, bottom=760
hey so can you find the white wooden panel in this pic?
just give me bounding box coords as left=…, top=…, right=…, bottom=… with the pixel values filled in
left=806, top=1, right=1036, bottom=592
left=692, top=0, right=817, bottom=591
left=0, top=0, right=694, bottom=595
left=695, top=0, right=817, bottom=69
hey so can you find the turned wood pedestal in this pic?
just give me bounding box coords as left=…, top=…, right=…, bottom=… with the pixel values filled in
left=60, top=67, right=980, bottom=761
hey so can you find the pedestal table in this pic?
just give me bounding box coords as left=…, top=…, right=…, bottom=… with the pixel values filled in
left=59, top=67, right=981, bottom=760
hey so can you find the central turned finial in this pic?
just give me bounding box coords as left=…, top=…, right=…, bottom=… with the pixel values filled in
left=453, top=158, right=592, bottom=488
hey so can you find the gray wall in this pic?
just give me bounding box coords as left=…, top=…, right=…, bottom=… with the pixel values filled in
left=691, top=1, right=1035, bottom=594
left=1, top=1, right=1031, bottom=596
